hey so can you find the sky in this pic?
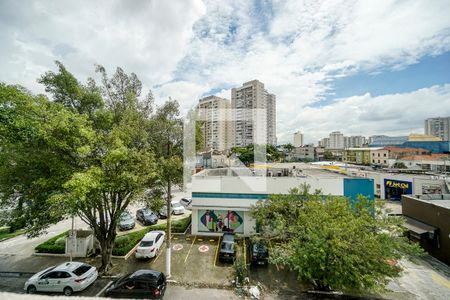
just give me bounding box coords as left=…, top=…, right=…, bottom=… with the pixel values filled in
left=1, top=0, right=450, bottom=144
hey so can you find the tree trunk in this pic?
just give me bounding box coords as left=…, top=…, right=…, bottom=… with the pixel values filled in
left=165, top=182, right=172, bottom=277
left=97, top=227, right=116, bottom=275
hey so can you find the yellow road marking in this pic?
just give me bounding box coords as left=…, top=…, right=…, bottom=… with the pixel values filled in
left=184, top=235, right=197, bottom=264
left=209, top=239, right=215, bottom=242
left=198, top=238, right=203, bottom=242
left=153, top=243, right=164, bottom=263
left=243, top=238, right=247, bottom=271
left=268, top=240, right=279, bottom=271
left=214, top=236, right=221, bottom=267
left=186, top=237, right=191, bottom=241
left=173, top=236, right=178, bottom=240
left=432, top=273, right=450, bottom=289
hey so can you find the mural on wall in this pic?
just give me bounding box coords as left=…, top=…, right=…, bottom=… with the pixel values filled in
left=198, top=210, right=244, bottom=233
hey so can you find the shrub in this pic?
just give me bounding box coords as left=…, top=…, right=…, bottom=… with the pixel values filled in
left=35, top=231, right=68, bottom=254
left=112, top=215, right=191, bottom=256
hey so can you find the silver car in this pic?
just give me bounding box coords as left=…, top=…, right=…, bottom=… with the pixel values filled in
left=24, top=262, right=98, bottom=296
left=118, top=211, right=135, bottom=230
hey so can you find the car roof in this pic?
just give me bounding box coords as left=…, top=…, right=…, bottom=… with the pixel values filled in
left=129, top=269, right=163, bottom=280
left=142, top=231, right=164, bottom=241
left=54, top=262, right=84, bottom=272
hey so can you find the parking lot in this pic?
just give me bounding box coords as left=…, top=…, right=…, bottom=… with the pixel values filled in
left=114, top=235, right=235, bottom=287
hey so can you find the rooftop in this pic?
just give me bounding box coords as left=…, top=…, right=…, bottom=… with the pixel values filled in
left=406, top=194, right=450, bottom=209
left=400, top=154, right=450, bottom=161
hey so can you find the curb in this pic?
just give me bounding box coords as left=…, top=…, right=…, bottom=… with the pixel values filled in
left=32, top=253, right=68, bottom=257
left=0, top=272, right=35, bottom=278
left=96, top=280, right=113, bottom=297
left=111, top=242, right=139, bottom=260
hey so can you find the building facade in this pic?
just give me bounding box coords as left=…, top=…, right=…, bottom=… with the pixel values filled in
left=231, top=80, right=276, bottom=147
left=197, top=96, right=232, bottom=151
left=344, top=136, right=367, bottom=148
left=368, top=135, right=408, bottom=147
left=402, top=194, right=450, bottom=265
left=293, top=131, right=304, bottom=147
left=329, top=131, right=345, bottom=149
left=425, top=117, right=450, bottom=141
left=343, top=148, right=378, bottom=165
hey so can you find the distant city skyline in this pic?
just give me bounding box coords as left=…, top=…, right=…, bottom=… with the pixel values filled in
left=1, top=1, right=450, bottom=144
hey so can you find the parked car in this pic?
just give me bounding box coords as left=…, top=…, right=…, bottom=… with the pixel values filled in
left=104, top=269, right=166, bottom=299
left=158, top=206, right=168, bottom=219
left=249, top=240, right=269, bottom=266
left=136, top=208, right=158, bottom=226
left=180, top=197, right=192, bottom=209
left=135, top=231, right=165, bottom=259
left=118, top=211, right=135, bottom=231
left=171, top=201, right=185, bottom=215
left=218, top=232, right=236, bottom=263
left=24, top=262, right=98, bottom=296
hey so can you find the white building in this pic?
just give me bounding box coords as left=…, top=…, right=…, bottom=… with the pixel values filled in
left=190, top=166, right=374, bottom=236
left=293, top=131, right=304, bottom=147
left=344, top=135, right=367, bottom=148
left=197, top=96, right=232, bottom=151
left=425, top=117, right=450, bottom=141
left=231, top=80, right=276, bottom=147
left=329, top=131, right=345, bottom=149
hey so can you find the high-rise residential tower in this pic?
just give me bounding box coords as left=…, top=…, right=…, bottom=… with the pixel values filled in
left=231, top=80, right=276, bottom=147
left=425, top=117, right=450, bottom=141
left=197, top=96, right=232, bottom=152
left=329, top=131, right=345, bottom=149
left=294, top=131, right=304, bottom=147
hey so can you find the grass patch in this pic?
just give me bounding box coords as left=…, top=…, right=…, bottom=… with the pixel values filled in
left=0, top=227, right=26, bottom=241
left=35, top=231, right=69, bottom=254
left=112, top=215, right=191, bottom=256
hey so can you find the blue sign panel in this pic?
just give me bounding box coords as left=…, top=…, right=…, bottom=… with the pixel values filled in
left=384, top=179, right=412, bottom=200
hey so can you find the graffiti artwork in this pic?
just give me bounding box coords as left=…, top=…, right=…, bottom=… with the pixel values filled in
left=198, top=210, right=244, bottom=233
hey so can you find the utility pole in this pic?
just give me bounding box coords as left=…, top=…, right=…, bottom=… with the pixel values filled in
left=165, top=140, right=172, bottom=278
left=69, top=214, right=74, bottom=262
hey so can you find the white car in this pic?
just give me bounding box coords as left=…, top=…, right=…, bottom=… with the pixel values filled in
left=180, top=197, right=192, bottom=210
left=135, top=230, right=165, bottom=259
left=171, top=201, right=185, bottom=215
left=24, top=262, right=98, bottom=296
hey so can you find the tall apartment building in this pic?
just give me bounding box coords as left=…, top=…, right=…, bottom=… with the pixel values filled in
left=318, top=137, right=330, bottom=148
left=231, top=80, right=276, bottom=147
left=293, top=131, right=304, bottom=147
left=197, top=96, right=232, bottom=152
left=329, top=131, right=345, bottom=149
left=344, top=135, right=367, bottom=148
left=425, top=117, right=450, bottom=141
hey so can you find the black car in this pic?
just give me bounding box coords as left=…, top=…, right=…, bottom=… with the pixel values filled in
left=136, top=208, right=159, bottom=226
left=104, top=269, right=166, bottom=299
left=249, top=240, right=269, bottom=266
left=218, top=233, right=236, bottom=263
left=158, top=206, right=168, bottom=219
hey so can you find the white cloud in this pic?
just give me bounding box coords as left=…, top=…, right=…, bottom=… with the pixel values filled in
left=1, top=0, right=450, bottom=145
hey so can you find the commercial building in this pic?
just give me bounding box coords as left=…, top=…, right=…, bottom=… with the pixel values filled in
left=344, top=148, right=381, bottom=165
left=231, top=80, right=276, bottom=147
left=402, top=194, right=450, bottom=265
left=400, top=141, right=450, bottom=154
left=197, top=96, right=232, bottom=151
left=288, top=145, right=315, bottom=161
left=293, top=131, right=304, bottom=147
left=408, top=133, right=442, bottom=142
left=396, top=154, right=450, bottom=172
left=329, top=131, right=345, bottom=149
left=425, top=117, right=450, bottom=141
left=190, top=165, right=374, bottom=236
left=370, top=147, right=430, bottom=167
left=368, top=135, right=408, bottom=147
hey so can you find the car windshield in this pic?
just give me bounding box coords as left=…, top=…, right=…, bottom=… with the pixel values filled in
left=120, top=213, right=132, bottom=221
left=221, top=242, right=234, bottom=251
left=139, top=241, right=154, bottom=247
left=172, top=202, right=182, bottom=208
left=73, top=264, right=92, bottom=276
left=253, top=243, right=267, bottom=253
left=142, top=209, right=154, bottom=216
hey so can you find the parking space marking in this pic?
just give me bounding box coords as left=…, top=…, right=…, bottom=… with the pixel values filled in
left=243, top=239, right=247, bottom=270
left=184, top=235, right=196, bottom=263
left=153, top=243, right=165, bottom=263
left=214, top=236, right=221, bottom=267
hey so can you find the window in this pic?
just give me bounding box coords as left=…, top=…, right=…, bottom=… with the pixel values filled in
left=140, top=241, right=153, bottom=247
left=384, top=160, right=387, bottom=163
left=73, top=264, right=92, bottom=276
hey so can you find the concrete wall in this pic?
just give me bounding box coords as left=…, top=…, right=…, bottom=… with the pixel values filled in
left=402, top=195, right=450, bottom=265
left=192, top=176, right=344, bottom=196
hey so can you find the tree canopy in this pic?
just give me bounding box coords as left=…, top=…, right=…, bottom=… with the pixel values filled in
left=0, top=62, right=182, bottom=273
left=250, top=185, right=423, bottom=293
left=230, top=144, right=280, bottom=166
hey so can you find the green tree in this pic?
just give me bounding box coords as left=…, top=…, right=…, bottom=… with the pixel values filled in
left=231, top=144, right=280, bottom=166
left=0, top=62, right=160, bottom=273
left=251, top=185, right=423, bottom=293
left=323, top=150, right=334, bottom=160
left=392, top=162, right=407, bottom=169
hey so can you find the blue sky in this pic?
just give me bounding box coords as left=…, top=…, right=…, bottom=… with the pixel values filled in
left=1, top=0, right=450, bottom=144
